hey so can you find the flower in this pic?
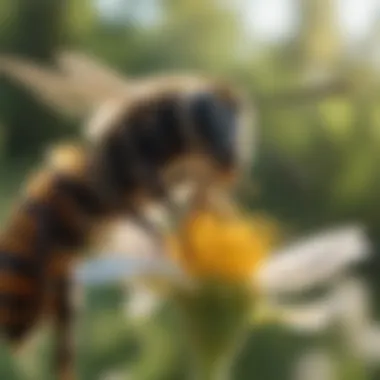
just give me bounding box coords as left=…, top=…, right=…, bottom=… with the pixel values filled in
left=75, top=212, right=369, bottom=300
left=74, top=209, right=370, bottom=380
left=166, top=210, right=277, bottom=283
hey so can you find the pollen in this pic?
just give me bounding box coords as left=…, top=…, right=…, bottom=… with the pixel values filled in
left=167, top=211, right=279, bottom=283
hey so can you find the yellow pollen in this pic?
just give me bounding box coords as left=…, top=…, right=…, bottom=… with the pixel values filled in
left=167, top=211, right=279, bottom=283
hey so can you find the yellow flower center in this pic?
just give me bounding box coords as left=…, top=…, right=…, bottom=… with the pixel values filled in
left=167, top=211, right=279, bottom=283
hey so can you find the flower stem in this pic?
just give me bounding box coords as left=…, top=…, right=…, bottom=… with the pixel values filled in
left=193, top=357, right=232, bottom=380
left=176, top=281, right=252, bottom=380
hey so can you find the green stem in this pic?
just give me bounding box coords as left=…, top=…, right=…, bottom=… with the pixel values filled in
left=175, top=281, right=252, bottom=380
left=194, top=364, right=228, bottom=380
left=192, top=351, right=234, bottom=380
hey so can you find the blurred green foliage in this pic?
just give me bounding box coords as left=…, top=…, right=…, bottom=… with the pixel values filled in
left=1, top=0, right=380, bottom=379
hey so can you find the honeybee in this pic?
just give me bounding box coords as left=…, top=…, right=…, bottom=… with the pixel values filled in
left=0, top=74, right=253, bottom=379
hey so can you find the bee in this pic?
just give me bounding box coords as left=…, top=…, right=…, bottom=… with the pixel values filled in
left=0, top=74, right=253, bottom=379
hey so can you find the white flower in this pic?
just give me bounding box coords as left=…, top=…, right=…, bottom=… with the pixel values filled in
left=75, top=223, right=370, bottom=322
left=74, top=220, right=373, bottom=380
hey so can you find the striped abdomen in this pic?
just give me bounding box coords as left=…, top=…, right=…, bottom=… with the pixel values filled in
left=0, top=171, right=105, bottom=343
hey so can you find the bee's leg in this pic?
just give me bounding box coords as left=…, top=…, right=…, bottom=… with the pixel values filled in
left=127, top=170, right=179, bottom=254
left=127, top=204, right=169, bottom=256
left=51, top=274, right=76, bottom=380
left=9, top=324, right=52, bottom=380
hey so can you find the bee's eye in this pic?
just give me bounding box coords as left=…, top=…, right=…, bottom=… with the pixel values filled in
left=191, top=94, right=218, bottom=138
left=189, top=92, right=237, bottom=168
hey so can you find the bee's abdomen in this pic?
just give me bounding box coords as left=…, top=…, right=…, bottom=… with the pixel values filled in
left=0, top=191, right=83, bottom=342
left=0, top=249, right=43, bottom=342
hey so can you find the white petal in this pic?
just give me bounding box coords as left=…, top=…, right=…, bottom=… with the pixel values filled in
left=123, top=282, right=162, bottom=321
left=331, top=278, right=371, bottom=333
left=256, top=225, right=370, bottom=294
left=293, top=350, right=334, bottom=380
left=274, top=299, right=336, bottom=334
left=329, top=279, right=380, bottom=361
left=359, top=325, right=380, bottom=362
left=74, top=256, right=187, bottom=287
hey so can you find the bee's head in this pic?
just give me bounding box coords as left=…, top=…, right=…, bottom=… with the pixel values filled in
left=86, top=75, right=254, bottom=195
left=171, top=77, right=254, bottom=187
left=185, top=88, right=243, bottom=176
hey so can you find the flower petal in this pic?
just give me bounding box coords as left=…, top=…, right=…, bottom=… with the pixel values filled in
left=123, top=282, right=163, bottom=322
left=74, top=256, right=188, bottom=287
left=332, top=278, right=371, bottom=333
left=359, top=326, right=380, bottom=362
left=256, top=225, right=369, bottom=294
left=271, top=299, right=336, bottom=333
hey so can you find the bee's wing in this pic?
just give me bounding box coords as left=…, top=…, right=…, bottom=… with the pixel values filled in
left=0, top=52, right=129, bottom=119
left=56, top=50, right=129, bottom=96
left=0, top=54, right=90, bottom=117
